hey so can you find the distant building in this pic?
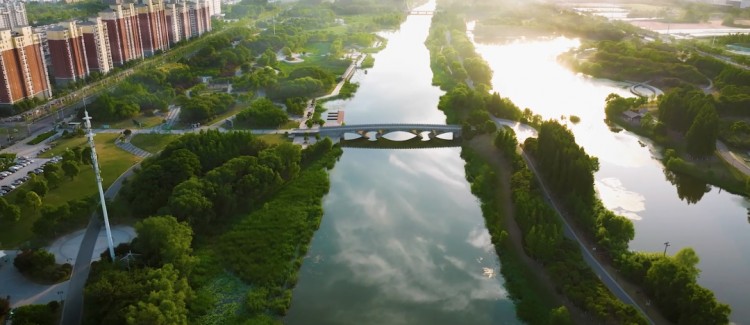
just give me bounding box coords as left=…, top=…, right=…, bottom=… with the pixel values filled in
left=79, top=18, right=113, bottom=74
left=136, top=0, right=170, bottom=56
left=47, top=21, right=90, bottom=84
left=727, top=0, right=750, bottom=8
left=0, top=2, right=28, bottom=29
left=208, top=0, right=221, bottom=16
left=0, top=27, right=52, bottom=105
left=188, top=0, right=211, bottom=37
left=99, top=3, right=144, bottom=65
left=164, top=2, right=184, bottom=44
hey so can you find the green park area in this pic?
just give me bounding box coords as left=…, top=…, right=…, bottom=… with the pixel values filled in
left=0, top=133, right=141, bottom=248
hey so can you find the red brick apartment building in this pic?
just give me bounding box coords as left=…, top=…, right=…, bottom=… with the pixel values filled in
left=0, top=27, right=52, bottom=105
left=47, top=21, right=89, bottom=84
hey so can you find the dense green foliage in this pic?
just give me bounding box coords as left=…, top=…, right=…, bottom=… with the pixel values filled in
left=521, top=121, right=728, bottom=323
left=27, top=130, right=58, bottom=145
left=236, top=98, right=290, bottom=128
left=219, top=139, right=341, bottom=317
left=618, top=249, right=731, bottom=323
left=0, top=197, right=21, bottom=223
left=122, top=130, right=268, bottom=217
left=110, top=130, right=342, bottom=322
left=89, top=69, right=181, bottom=122
left=571, top=40, right=706, bottom=86
left=525, top=122, right=599, bottom=224
left=658, top=87, right=719, bottom=157
left=13, top=249, right=71, bottom=283
left=84, top=260, right=193, bottom=325
left=603, top=93, right=647, bottom=119
left=461, top=142, right=564, bottom=325
left=133, top=216, right=196, bottom=274
left=177, top=92, right=235, bottom=123
left=511, top=167, right=643, bottom=323
left=9, top=302, right=59, bottom=325
left=425, top=10, right=492, bottom=90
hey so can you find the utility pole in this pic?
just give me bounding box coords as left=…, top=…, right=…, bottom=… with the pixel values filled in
left=83, top=110, right=116, bottom=262
left=663, top=241, right=671, bottom=256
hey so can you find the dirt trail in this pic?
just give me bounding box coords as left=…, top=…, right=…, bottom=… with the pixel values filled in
left=466, top=135, right=592, bottom=324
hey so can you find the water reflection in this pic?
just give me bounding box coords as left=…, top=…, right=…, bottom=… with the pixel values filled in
left=664, top=170, right=712, bottom=205
left=285, top=2, right=519, bottom=324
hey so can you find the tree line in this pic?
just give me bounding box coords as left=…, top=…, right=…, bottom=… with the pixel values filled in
left=85, top=130, right=343, bottom=324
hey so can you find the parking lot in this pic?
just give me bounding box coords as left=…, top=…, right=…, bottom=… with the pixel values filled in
left=0, top=157, right=54, bottom=197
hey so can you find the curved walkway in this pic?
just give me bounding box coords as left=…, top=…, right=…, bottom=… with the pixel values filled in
left=716, top=140, right=750, bottom=176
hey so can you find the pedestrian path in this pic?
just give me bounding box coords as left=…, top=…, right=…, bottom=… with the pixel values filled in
left=115, top=138, right=151, bottom=158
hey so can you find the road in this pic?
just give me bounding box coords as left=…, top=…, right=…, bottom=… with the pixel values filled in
left=694, top=48, right=750, bottom=71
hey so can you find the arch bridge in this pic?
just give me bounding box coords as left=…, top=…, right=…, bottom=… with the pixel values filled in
left=291, top=123, right=462, bottom=141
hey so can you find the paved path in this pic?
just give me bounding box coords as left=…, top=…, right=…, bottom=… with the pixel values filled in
left=716, top=140, right=750, bottom=176
left=115, top=137, right=152, bottom=158
left=0, top=226, right=135, bottom=309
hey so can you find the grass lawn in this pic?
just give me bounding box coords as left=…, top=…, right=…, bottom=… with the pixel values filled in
left=39, top=136, right=90, bottom=158
left=0, top=133, right=141, bottom=249
left=277, top=55, right=350, bottom=76
left=130, top=133, right=180, bottom=154
left=92, top=114, right=165, bottom=130
left=256, top=134, right=290, bottom=146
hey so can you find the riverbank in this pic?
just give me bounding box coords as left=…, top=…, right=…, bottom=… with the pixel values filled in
left=609, top=114, right=747, bottom=195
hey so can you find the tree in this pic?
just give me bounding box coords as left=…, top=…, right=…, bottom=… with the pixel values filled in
left=236, top=98, right=289, bottom=127
left=674, top=247, right=700, bottom=277
left=30, top=177, right=49, bottom=197
left=133, top=216, right=195, bottom=274
left=9, top=303, right=58, bottom=325
left=62, top=161, right=80, bottom=180
left=24, top=191, right=42, bottom=211
left=167, top=178, right=214, bottom=227
left=81, top=147, right=93, bottom=165
left=0, top=197, right=21, bottom=223
left=685, top=104, right=719, bottom=157
left=123, top=265, right=191, bottom=325
left=43, top=163, right=63, bottom=188
left=548, top=306, right=574, bottom=325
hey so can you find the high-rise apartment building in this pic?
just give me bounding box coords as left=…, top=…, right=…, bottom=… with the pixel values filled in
left=47, top=21, right=89, bottom=84
left=188, top=0, right=211, bottom=37
left=79, top=18, right=113, bottom=74
left=208, top=0, right=220, bottom=17
left=0, top=27, right=52, bottom=105
left=99, top=3, right=144, bottom=65
left=0, top=2, right=28, bottom=30
left=136, top=0, right=170, bottom=56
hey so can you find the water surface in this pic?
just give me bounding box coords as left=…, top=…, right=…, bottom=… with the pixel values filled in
left=284, top=4, right=521, bottom=324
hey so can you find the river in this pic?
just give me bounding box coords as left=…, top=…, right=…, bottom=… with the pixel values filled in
left=469, top=28, right=750, bottom=323
left=284, top=2, right=521, bottom=325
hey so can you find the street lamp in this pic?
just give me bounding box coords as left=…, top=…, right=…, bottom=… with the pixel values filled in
left=663, top=241, right=671, bottom=256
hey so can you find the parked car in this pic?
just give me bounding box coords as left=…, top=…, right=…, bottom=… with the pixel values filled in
left=1, top=185, right=15, bottom=191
